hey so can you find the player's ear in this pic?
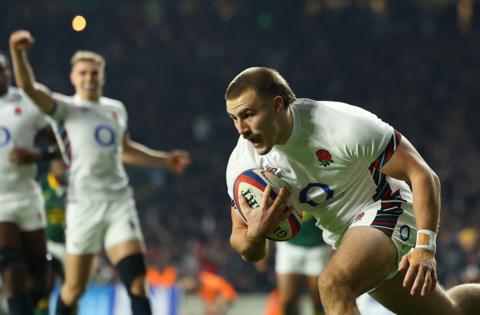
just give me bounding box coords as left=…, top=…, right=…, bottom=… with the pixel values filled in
left=273, top=95, right=285, bottom=112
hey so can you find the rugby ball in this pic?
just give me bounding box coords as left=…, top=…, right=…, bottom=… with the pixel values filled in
left=233, top=169, right=302, bottom=241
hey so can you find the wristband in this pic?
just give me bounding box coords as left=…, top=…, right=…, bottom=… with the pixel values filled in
left=415, top=229, right=437, bottom=253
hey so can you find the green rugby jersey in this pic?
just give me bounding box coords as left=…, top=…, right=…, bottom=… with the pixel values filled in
left=288, top=213, right=325, bottom=247
left=40, top=173, right=66, bottom=243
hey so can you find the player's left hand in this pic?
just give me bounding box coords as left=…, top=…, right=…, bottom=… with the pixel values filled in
left=9, top=147, right=41, bottom=165
left=166, top=149, right=191, bottom=174
left=399, top=247, right=437, bottom=296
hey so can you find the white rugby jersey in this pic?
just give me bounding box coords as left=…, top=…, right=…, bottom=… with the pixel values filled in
left=51, top=93, right=132, bottom=201
left=0, top=87, right=49, bottom=200
left=226, top=99, right=413, bottom=247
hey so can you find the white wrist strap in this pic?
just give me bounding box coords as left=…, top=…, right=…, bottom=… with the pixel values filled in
left=415, top=229, right=437, bottom=253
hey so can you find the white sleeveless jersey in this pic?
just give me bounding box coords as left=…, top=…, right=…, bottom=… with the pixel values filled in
left=51, top=93, right=132, bottom=201
left=0, top=87, right=49, bottom=200
left=226, top=99, right=413, bottom=247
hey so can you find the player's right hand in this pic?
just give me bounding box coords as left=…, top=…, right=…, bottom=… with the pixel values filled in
left=9, top=30, right=34, bottom=52
left=240, top=185, right=292, bottom=243
left=399, top=247, right=437, bottom=297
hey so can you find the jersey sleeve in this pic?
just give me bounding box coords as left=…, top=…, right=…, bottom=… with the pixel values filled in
left=35, top=113, right=52, bottom=131
left=18, top=89, right=51, bottom=130
left=225, top=137, right=260, bottom=201
left=120, top=101, right=128, bottom=130
left=342, top=109, right=399, bottom=165
left=50, top=93, right=73, bottom=121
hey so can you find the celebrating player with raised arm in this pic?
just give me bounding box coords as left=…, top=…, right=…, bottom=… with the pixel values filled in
left=224, top=67, right=480, bottom=315
left=10, top=30, right=191, bottom=315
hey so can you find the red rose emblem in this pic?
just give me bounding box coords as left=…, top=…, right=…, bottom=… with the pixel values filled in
left=315, top=149, right=334, bottom=167
left=14, top=106, right=22, bottom=115
left=316, top=149, right=331, bottom=161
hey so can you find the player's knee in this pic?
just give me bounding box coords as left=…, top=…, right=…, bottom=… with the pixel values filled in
left=447, top=284, right=480, bottom=315
left=62, top=282, right=87, bottom=303
left=62, top=284, right=86, bottom=305
left=115, top=253, right=148, bottom=297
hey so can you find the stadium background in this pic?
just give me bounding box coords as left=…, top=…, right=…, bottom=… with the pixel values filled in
left=1, top=0, right=479, bottom=314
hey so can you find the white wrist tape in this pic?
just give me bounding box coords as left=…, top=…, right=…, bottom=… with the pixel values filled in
left=415, top=229, right=437, bottom=253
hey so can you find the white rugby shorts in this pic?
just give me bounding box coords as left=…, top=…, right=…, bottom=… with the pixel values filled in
left=275, top=241, right=330, bottom=276
left=47, top=240, right=66, bottom=264
left=349, top=200, right=417, bottom=278
left=0, top=191, right=46, bottom=231
left=65, top=197, right=144, bottom=254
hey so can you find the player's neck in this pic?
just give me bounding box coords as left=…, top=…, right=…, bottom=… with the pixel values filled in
left=77, top=92, right=101, bottom=103
left=277, top=107, right=293, bottom=145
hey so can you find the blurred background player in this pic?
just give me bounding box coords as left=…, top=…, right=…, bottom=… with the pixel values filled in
left=0, top=52, right=52, bottom=315
left=39, top=158, right=68, bottom=315
left=177, top=268, right=237, bottom=315
left=9, top=148, right=68, bottom=315
left=9, top=30, right=191, bottom=315
left=274, top=213, right=328, bottom=315
left=257, top=213, right=329, bottom=315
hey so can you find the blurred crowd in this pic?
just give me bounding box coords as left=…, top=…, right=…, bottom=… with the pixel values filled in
left=1, top=0, right=479, bottom=293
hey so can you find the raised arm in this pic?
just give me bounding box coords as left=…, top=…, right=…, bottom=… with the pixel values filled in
left=9, top=30, right=55, bottom=114
left=122, top=132, right=191, bottom=173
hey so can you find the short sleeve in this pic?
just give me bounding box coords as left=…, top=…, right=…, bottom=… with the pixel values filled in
left=50, top=93, right=72, bottom=121
left=34, top=113, right=51, bottom=131
left=225, top=137, right=260, bottom=200
left=342, top=110, right=398, bottom=164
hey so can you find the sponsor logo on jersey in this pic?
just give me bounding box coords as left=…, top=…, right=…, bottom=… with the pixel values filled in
left=14, top=106, right=22, bottom=115
left=94, top=124, right=116, bottom=147
left=264, top=166, right=279, bottom=175
left=315, top=149, right=334, bottom=167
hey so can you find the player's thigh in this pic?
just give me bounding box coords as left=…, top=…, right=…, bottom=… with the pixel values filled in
left=306, top=275, right=321, bottom=303
left=21, top=228, right=47, bottom=257
left=320, top=226, right=397, bottom=295
left=65, top=200, right=104, bottom=255
left=0, top=195, right=45, bottom=248
left=106, top=239, right=144, bottom=265
left=0, top=222, right=22, bottom=248
left=370, top=271, right=457, bottom=315
left=277, top=273, right=302, bottom=302
left=63, top=253, right=96, bottom=289
left=104, top=198, right=145, bottom=264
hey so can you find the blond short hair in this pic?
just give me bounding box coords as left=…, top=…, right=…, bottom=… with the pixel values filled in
left=70, top=50, right=105, bottom=71
left=225, top=67, right=296, bottom=107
